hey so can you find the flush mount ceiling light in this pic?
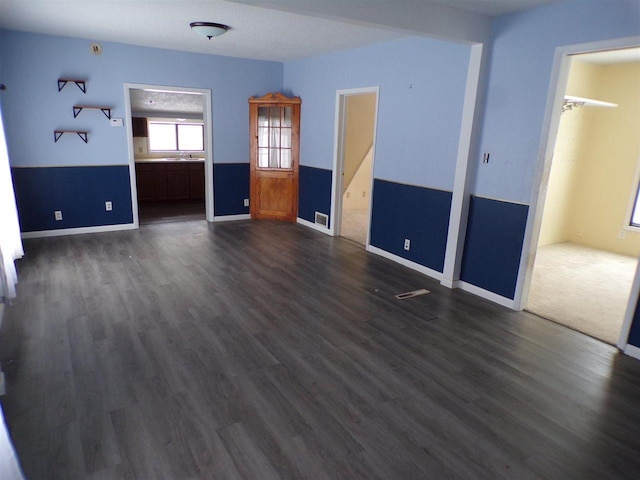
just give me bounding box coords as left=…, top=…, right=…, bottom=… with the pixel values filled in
left=190, top=22, right=229, bottom=40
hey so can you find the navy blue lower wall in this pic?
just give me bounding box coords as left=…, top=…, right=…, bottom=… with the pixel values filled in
left=299, top=165, right=332, bottom=226
left=213, top=163, right=249, bottom=216
left=460, top=196, right=529, bottom=300
left=11, top=165, right=133, bottom=232
left=628, top=295, right=640, bottom=348
left=370, top=179, right=452, bottom=273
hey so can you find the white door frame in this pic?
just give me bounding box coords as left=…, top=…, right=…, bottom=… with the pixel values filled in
left=514, top=36, right=640, bottom=353
left=123, top=83, right=215, bottom=227
left=330, top=86, right=380, bottom=246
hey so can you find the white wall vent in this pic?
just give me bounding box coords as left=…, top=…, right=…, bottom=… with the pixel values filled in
left=314, top=211, right=329, bottom=228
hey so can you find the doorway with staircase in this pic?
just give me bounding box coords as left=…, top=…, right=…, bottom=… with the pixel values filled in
left=333, top=87, right=379, bottom=246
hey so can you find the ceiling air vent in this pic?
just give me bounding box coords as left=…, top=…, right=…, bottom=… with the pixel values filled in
left=314, top=212, right=328, bottom=228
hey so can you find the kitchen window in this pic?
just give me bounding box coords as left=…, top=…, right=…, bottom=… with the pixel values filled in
left=148, top=121, right=204, bottom=152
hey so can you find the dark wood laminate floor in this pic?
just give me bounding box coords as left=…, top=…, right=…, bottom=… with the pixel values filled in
left=138, top=200, right=205, bottom=225
left=1, top=220, right=640, bottom=480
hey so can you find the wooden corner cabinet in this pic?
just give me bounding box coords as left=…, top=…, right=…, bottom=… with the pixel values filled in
left=249, top=92, right=301, bottom=222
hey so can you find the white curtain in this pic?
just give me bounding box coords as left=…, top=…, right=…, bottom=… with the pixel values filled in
left=0, top=404, right=24, bottom=480
left=0, top=105, right=23, bottom=301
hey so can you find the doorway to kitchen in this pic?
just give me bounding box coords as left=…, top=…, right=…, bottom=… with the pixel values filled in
left=124, top=84, right=214, bottom=226
left=332, top=87, right=378, bottom=246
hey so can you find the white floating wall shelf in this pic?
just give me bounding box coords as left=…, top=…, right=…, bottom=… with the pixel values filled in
left=562, top=95, right=618, bottom=113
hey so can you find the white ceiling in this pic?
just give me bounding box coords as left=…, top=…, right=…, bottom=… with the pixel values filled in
left=235, top=0, right=559, bottom=21
left=429, top=0, right=559, bottom=16
left=0, top=0, right=559, bottom=62
left=130, top=89, right=204, bottom=117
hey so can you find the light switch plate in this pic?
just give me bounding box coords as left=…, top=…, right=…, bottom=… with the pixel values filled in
left=110, top=118, right=123, bottom=127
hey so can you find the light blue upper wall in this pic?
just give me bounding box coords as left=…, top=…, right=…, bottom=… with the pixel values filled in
left=0, top=30, right=283, bottom=167
left=284, top=37, right=470, bottom=191
left=474, top=0, right=640, bottom=203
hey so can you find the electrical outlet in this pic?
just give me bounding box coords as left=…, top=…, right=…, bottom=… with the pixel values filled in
left=619, top=230, right=627, bottom=239
left=404, top=239, right=410, bottom=251
left=54, top=210, right=63, bottom=221
left=105, top=201, right=112, bottom=211
left=362, top=191, right=366, bottom=197
left=346, top=192, right=351, bottom=198
left=244, top=198, right=249, bottom=207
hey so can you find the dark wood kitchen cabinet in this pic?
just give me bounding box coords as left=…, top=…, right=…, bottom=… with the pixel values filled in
left=189, top=163, right=205, bottom=199
left=135, top=162, right=204, bottom=201
left=136, top=163, right=166, bottom=201
left=132, top=117, right=148, bottom=137
left=167, top=163, right=190, bottom=200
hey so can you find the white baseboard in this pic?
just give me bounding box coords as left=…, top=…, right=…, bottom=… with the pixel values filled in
left=213, top=214, right=250, bottom=222
left=623, top=343, right=640, bottom=361
left=21, top=223, right=137, bottom=239
left=367, top=245, right=443, bottom=282
left=297, top=217, right=332, bottom=235
left=457, top=280, right=517, bottom=309
left=440, top=278, right=459, bottom=289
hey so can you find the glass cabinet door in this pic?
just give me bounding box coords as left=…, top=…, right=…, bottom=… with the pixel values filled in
left=257, top=106, right=293, bottom=169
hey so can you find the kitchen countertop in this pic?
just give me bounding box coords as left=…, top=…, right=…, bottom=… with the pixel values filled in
left=135, top=157, right=205, bottom=163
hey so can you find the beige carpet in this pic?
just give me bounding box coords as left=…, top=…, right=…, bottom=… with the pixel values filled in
left=526, top=242, right=637, bottom=345
left=341, top=208, right=369, bottom=245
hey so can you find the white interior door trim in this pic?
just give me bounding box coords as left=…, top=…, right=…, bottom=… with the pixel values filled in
left=123, top=83, right=215, bottom=226
left=330, top=86, right=379, bottom=245
left=515, top=36, right=640, bottom=351
left=619, top=260, right=640, bottom=353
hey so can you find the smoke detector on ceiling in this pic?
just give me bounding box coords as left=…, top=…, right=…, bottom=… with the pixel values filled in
left=90, top=43, right=103, bottom=55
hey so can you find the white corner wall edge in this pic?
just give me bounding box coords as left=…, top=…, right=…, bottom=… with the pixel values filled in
left=623, top=344, right=640, bottom=361
left=0, top=401, right=25, bottom=479
left=21, top=223, right=137, bottom=239
left=367, top=245, right=443, bottom=282
left=297, top=217, right=332, bottom=235
left=457, top=281, right=517, bottom=309
left=617, top=252, right=640, bottom=349
left=213, top=214, right=250, bottom=222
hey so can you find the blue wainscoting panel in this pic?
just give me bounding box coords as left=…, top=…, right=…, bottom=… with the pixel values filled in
left=11, top=165, right=133, bottom=232
left=628, top=295, right=640, bottom=348
left=299, top=165, right=332, bottom=226
left=213, top=163, right=250, bottom=216
left=460, top=196, right=529, bottom=299
left=370, top=179, right=452, bottom=273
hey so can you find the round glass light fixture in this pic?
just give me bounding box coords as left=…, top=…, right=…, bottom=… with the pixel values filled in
left=190, top=22, right=229, bottom=40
